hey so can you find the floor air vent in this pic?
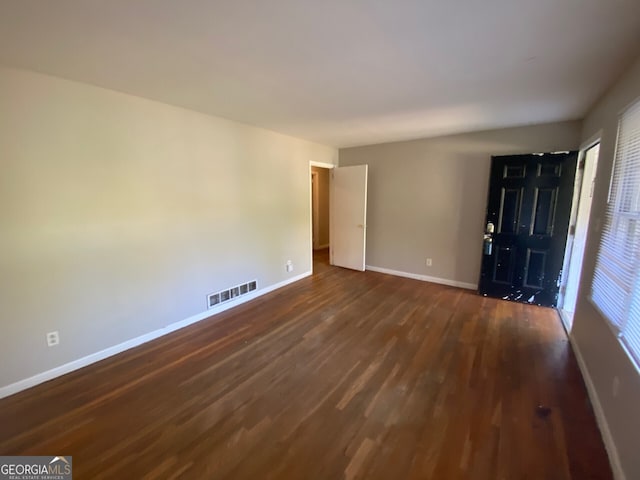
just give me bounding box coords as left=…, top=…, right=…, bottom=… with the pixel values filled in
left=207, top=280, right=258, bottom=309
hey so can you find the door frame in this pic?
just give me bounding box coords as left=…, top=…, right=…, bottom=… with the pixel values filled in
left=558, top=135, right=601, bottom=331
left=309, top=161, right=335, bottom=271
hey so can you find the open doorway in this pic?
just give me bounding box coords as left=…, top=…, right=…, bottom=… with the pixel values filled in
left=558, top=142, right=600, bottom=331
left=311, top=166, right=331, bottom=251
left=309, top=162, right=369, bottom=274
left=311, top=164, right=332, bottom=273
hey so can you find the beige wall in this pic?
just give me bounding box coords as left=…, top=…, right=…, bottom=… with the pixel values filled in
left=571, top=54, right=640, bottom=480
left=0, top=67, right=337, bottom=390
left=311, top=166, right=330, bottom=248
left=339, top=121, right=581, bottom=287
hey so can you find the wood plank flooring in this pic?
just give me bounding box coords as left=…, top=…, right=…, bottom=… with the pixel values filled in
left=0, top=250, right=612, bottom=479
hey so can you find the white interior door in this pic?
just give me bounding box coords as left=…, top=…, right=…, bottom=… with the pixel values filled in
left=330, top=165, right=368, bottom=271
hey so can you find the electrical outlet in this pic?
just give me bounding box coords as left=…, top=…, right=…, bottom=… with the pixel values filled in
left=426, top=258, right=433, bottom=267
left=46, top=331, right=60, bottom=347
left=286, top=260, right=294, bottom=272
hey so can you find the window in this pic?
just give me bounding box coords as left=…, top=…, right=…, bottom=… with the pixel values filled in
left=592, top=98, right=640, bottom=366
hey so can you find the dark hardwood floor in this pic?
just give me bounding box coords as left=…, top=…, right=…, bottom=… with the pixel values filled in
left=0, top=250, right=612, bottom=479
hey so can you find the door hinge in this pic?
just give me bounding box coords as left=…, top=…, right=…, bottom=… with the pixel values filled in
left=560, top=285, right=567, bottom=295
left=578, top=159, right=586, bottom=170
left=568, top=225, right=576, bottom=236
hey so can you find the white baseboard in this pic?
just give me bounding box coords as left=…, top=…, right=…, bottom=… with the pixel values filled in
left=569, top=334, right=626, bottom=480
left=0, top=271, right=312, bottom=400
left=365, top=265, right=477, bottom=290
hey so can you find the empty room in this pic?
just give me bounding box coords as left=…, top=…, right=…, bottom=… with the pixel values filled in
left=1, top=1, right=640, bottom=479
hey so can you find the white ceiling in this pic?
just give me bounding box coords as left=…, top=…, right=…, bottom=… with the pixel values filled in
left=1, top=0, right=639, bottom=148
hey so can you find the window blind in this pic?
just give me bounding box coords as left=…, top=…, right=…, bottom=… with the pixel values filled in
left=592, top=98, right=640, bottom=366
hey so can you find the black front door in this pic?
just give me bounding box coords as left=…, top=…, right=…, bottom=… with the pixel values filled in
left=479, top=152, right=577, bottom=307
